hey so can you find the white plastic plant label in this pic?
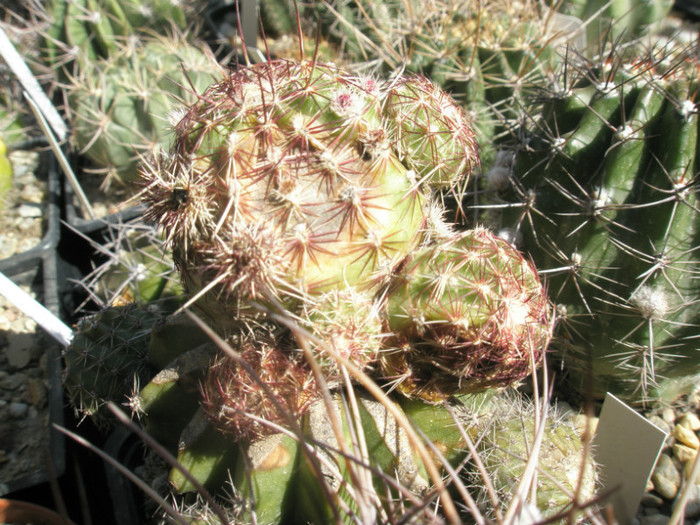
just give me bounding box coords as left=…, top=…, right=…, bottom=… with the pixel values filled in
left=593, top=392, right=668, bottom=524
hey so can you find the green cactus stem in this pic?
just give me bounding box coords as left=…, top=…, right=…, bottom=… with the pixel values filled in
left=490, top=42, right=700, bottom=405
left=40, top=0, right=192, bottom=77
left=62, top=303, right=165, bottom=423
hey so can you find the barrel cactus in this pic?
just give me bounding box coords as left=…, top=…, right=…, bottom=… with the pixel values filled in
left=488, top=40, right=700, bottom=406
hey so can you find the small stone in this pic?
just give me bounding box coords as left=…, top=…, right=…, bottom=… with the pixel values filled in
left=647, top=415, right=671, bottom=435
left=651, top=453, right=681, bottom=500
left=25, top=377, right=47, bottom=409
left=678, top=412, right=700, bottom=432
left=8, top=402, right=28, bottom=418
left=639, top=515, right=671, bottom=525
left=19, top=184, right=44, bottom=204
left=640, top=493, right=664, bottom=507
left=0, top=372, right=28, bottom=391
left=673, top=424, right=700, bottom=449
left=673, top=443, right=698, bottom=464
left=4, top=333, right=35, bottom=369
left=662, top=407, right=677, bottom=425
left=685, top=458, right=700, bottom=480
left=17, top=203, right=42, bottom=218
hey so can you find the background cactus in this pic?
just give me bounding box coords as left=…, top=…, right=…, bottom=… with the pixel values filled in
left=297, top=0, right=580, bottom=167
left=556, top=0, right=674, bottom=49
left=485, top=39, right=700, bottom=406
left=66, top=34, right=220, bottom=186
left=40, top=0, right=194, bottom=77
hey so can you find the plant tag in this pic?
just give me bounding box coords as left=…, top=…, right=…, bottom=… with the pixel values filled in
left=592, top=392, right=668, bottom=524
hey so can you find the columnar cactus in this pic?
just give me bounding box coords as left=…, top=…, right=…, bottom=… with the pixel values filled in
left=556, top=0, right=673, bottom=47
left=489, top=41, right=700, bottom=405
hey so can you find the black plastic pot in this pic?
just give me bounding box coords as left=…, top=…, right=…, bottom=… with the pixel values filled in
left=0, top=150, right=64, bottom=495
left=62, top=172, right=145, bottom=237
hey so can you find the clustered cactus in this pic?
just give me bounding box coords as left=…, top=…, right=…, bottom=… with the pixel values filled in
left=141, top=58, right=478, bottom=327
left=57, top=0, right=700, bottom=522
left=54, top=45, right=601, bottom=521
left=487, top=38, right=700, bottom=406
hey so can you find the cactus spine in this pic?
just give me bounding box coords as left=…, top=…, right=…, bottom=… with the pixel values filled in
left=382, top=227, right=551, bottom=402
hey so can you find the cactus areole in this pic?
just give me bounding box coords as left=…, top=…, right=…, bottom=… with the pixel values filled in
left=142, top=58, right=479, bottom=329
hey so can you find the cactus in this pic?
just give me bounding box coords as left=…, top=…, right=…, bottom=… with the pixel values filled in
left=40, top=0, right=192, bottom=76
left=76, top=222, right=183, bottom=308
left=488, top=40, right=700, bottom=406
left=58, top=41, right=572, bottom=521
left=557, top=0, right=673, bottom=49
left=141, top=57, right=478, bottom=331
left=471, top=392, right=598, bottom=521
left=62, top=303, right=165, bottom=422
left=381, top=227, right=552, bottom=402
left=67, top=34, right=220, bottom=186
left=201, top=327, right=320, bottom=443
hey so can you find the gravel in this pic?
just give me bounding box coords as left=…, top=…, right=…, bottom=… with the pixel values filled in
left=0, top=149, right=47, bottom=259
left=0, top=277, right=54, bottom=492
